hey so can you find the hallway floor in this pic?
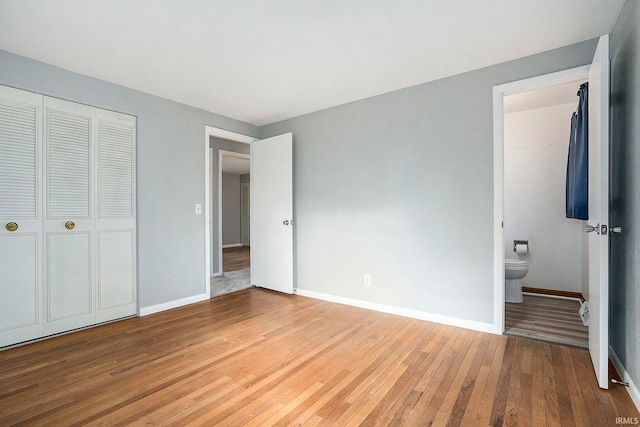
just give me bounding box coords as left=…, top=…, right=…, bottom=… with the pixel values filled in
left=223, top=246, right=250, bottom=272
left=211, top=246, right=252, bottom=298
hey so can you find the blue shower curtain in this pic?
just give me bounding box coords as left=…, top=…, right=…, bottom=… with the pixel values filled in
left=566, top=82, right=588, bottom=220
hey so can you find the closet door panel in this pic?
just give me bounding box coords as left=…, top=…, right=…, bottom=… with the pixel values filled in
left=0, top=92, right=40, bottom=219
left=43, top=97, right=95, bottom=334
left=97, top=116, right=135, bottom=219
left=0, top=86, right=43, bottom=347
left=44, top=232, right=93, bottom=334
left=46, top=107, right=91, bottom=219
left=96, top=110, right=136, bottom=321
left=0, top=233, right=41, bottom=346
left=96, top=230, right=136, bottom=321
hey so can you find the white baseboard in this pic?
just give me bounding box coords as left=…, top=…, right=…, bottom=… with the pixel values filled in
left=139, top=293, right=209, bottom=316
left=522, top=292, right=582, bottom=302
left=610, top=345, right=640, bottom=412
left=294, top=288, right=496, bottom=334
left=222, top=243, right=243, bottom=248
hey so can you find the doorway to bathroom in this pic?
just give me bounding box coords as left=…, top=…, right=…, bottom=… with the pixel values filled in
left=501, top=77, right=589, bottom=348
left=493, top=35, right=611, bottom=389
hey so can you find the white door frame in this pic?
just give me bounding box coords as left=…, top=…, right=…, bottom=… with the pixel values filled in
left=218, top=149, right=250, bottom=275
left=241, top=181, right=250, bottom=246
left=204, top=126, right=256, bottom=296
left=492, top=65, right=590, bottom=333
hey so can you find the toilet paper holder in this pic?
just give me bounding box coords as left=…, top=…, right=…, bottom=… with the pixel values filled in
left=513, top=240, right=528, bottom=252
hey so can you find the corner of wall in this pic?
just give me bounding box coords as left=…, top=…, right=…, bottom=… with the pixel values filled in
left=139, top=293, right=209, bottom=317
left=610, top=345, right=640, bottom=412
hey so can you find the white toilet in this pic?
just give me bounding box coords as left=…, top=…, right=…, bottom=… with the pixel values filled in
left=505, top=258, right=529, bottom=303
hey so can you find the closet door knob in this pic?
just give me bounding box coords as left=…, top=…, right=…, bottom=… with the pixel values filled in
left=65, top=221, right=75, bottom=230
left=5, top=222, right=18, bottom=232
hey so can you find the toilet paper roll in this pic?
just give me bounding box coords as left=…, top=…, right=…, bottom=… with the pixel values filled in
left=515, top=243, right=528, bottom=255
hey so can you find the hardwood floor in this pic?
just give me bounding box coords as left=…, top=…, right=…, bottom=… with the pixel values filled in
left=0, top=289, right=637, bottom=426
left=223, top=246, right=250, bottom=272
left=505, top=294, right=589, bottom=348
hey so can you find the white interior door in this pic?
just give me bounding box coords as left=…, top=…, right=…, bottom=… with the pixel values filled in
left=95, top=109, right=137, bottom=322
left=250, top=133, right=293, bottom=294
left=43, top=97, right=95, bottom=335
left=0, top=86, right=43, bottom=347
left=587, top=34, right=610, bottom=390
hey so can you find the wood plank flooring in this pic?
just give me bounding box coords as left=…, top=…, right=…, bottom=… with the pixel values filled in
left=505, top=294, right=588, bottom=348
left=223, top=246, right=250, bottom=272
left=1, top=289, right=637, bottom=426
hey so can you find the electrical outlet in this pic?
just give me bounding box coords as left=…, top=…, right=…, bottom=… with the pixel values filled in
left=364, top=274, right=371, bottom=286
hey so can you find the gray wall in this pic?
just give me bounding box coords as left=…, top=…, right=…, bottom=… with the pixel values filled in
left=0, top=35, right=613, bottom=329
left=222, top=173, right=242, bottom=245
left=209, top=138, right=250, bottom=274
left=260, top=40, right=598, bottom=325
left=0, top=49, right=258, bottom=309
left=610, top=0, right=640, bottom=393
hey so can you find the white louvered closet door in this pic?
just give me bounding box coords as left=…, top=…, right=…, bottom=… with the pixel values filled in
left=43, top=97, right=96, bottom=335
left=0, top=86, right=43, bottom=347
left=95, top=109, right=136, bottom=322
left=0, top=85, right=136, bottom=347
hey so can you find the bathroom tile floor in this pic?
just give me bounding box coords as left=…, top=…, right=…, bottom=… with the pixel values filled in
left=505, top=294, right=588, bottom=348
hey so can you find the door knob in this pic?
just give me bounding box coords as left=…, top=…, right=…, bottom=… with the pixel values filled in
left=585, top=224, right=610, bottom=235
left=612, top=226, right=622, bottom=234
left=282, top=220, right=290, bottom=225
left=585, top=224, right=600, bottom=234
left=5, top=222, right=18, bottom=232
left=65, top=221, right=75, bottom=230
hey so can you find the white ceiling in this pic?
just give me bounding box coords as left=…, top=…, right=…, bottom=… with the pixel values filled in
left=0, top=0, right=624, bottom=126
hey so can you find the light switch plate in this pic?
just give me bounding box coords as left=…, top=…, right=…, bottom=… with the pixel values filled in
left=195, top=204, right=202, bottom=215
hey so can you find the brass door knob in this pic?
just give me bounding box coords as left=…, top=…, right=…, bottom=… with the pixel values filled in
left=5, top=222, right=18, bottom=232
left=65, top=221, right=75, bottom=230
